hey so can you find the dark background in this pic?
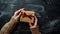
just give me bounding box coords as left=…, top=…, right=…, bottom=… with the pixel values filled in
left=0, top=0, right=60, bottom=34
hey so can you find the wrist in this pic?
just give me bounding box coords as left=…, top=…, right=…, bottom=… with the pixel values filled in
left=31, top=29, right=40, bottom=34
left=9, top=16, right=18, bottom=23
left=30, top=26, right=38, bottom=31
left=30, top=27, right=39, bottom=32
left=30, top=27, right=40, bottom=34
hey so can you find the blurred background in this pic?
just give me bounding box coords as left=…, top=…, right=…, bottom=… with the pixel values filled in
left=0, top=0, right=60, bottom=34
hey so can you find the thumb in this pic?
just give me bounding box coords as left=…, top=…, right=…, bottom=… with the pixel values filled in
left=29, top=23, right=32, bottom=27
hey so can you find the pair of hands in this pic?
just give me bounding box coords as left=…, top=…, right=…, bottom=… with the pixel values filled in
left=12, top=8, right=38, bottom=32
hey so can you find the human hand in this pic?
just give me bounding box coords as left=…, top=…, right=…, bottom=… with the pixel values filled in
left=29, top=16, right=38, bottom=29
left=29, top=16, right=41, bottom=34
left=12, top=8, right=24, bottom=22
left=29, top=16, right=38, bottom=31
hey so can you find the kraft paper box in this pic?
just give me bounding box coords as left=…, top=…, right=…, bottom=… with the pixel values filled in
left=20, top=11, right=35, bottom=23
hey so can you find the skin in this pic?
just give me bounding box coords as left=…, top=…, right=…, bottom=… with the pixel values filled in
left=0, top=8, right=41, bottom=34
left=29, top=16, right=41, bottom=34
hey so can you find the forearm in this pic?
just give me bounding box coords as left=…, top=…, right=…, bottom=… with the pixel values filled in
left=31, top=30, right=41, bottom=34
left=0, top=17, right=18, bottom=34
left=31, top=27, right=41, bottom=34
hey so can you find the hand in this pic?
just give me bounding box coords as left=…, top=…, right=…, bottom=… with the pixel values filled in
left=29, top=16, right=41, bottom=34
left=29, top=16, right=38, bottom=31
left=29, top=16, right=38, bottom=29
left=12, top=8, right=24, bottom=22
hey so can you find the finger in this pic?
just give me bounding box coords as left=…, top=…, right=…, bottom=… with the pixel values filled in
left=14, top=10, right=21, bottom=16
left=17, top=13, right=21, bottom=18
left=17, top=8, right=25, bottom=12
left=20, top=8, right=25, bottom=13
left=29, top=23, right=32, bottom=27
left=15, top=8, right=24, bottom=16
left=34, top=16, right=38, bottom=26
